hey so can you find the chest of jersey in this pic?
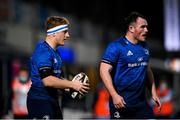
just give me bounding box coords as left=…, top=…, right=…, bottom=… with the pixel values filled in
left=119, top=44, right=150, bottom=68
left=51, top=50, right=62, bottom=77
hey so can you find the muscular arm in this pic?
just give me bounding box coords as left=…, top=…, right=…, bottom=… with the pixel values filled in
left=146, top=65, right=156, bottom=96
left=100, top=63, right=117, bottom=97
left=100, top=62, right=126, bottom=108
left=42, top=76, right=89, bottom=93
left=147, top=65, right=161, bottom=110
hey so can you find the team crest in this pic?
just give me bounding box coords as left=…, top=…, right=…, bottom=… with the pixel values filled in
left=144, top=49, right=149, bottom=55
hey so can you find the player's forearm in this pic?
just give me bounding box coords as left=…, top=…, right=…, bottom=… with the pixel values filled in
left=151, top=81, right=158, bottom=96
left=147, top=65, right=157, bottom=96
left=103, top=78, right=118, bottom=97
left=42, top=76, right=73, bottom=89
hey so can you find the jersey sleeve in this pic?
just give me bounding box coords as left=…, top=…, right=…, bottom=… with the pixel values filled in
left=36, top=48, right=52, bottom=69
left=101, top=42, right=120, bottom=65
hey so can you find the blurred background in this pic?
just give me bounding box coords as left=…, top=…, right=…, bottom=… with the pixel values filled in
left=0, top=0, right=180, bottom=119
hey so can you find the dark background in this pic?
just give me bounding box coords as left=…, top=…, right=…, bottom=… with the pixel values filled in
left=24, top=0, right=164, bottom=40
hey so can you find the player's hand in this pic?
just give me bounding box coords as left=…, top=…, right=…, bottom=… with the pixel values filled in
left=72, top=80, right=90, bottom=94
left=112, top=94, right=126, bottom=109
left=152, top=95, right=161, bottom=112
left=79, top=83, right=90, bottom=94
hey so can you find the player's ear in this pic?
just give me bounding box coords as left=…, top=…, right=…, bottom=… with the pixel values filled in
left=129, top=25, right=135, bottom=33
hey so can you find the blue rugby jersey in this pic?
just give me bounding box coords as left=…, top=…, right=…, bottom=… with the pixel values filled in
left=28, top=41, right=62, bottom=101
left=101, top=37, right=150, bottom=108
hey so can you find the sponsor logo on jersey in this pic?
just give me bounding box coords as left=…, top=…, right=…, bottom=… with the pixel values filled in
left=127, top=50, right=133, bottom=56
left=128, top=62, right=148, bottom=67
left=138, top=57, right=143, bottom=62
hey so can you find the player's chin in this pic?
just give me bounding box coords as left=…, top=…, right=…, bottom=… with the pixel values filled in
left=140, top=36, right=147, bottom=41
left=59, top=42, right=65, bottom=46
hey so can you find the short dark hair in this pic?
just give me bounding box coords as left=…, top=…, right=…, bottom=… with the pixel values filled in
left=124, top=12, right=146, bottom=32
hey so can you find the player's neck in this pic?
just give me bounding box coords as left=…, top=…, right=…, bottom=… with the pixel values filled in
left=125, top=34, right=138, bottom=44
left=45, top=36, right=57, bottom=50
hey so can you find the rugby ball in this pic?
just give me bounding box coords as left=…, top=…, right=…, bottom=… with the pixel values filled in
left=71, top=72, right=89, bottom=99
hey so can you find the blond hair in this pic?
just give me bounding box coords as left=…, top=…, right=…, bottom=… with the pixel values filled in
left=45, top=16, right=69, bottom=31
